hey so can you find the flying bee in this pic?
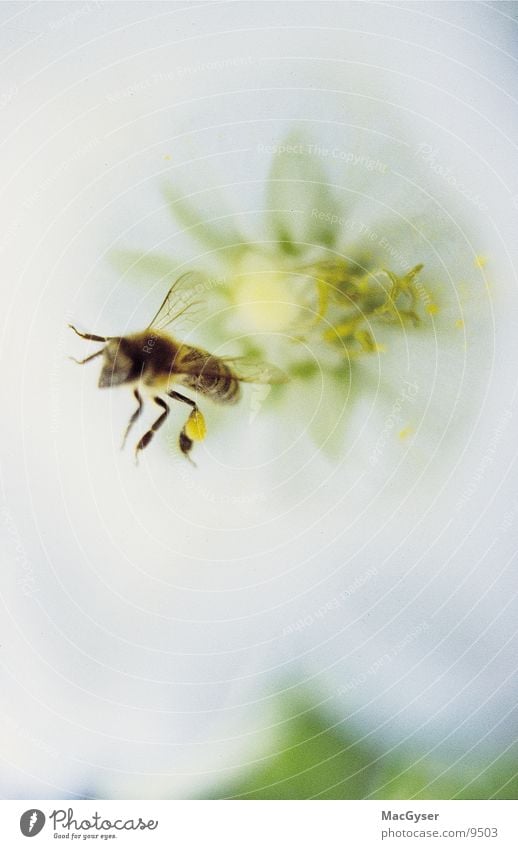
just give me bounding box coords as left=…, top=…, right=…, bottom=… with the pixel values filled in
left=69, top=272, right=288, bottom=462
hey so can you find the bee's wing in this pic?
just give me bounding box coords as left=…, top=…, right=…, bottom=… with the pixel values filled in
left=190, top=355, right=289, bottom=385
left=147, top=271, right=206, bottom=331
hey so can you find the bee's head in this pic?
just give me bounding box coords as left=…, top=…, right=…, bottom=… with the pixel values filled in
left=98, top=338, right=134, bottom=388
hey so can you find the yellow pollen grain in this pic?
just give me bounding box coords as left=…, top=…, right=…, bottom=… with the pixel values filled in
left=474, top=255, right=487, bottom=268
left=455, top=319, right=464, bottom=329
left=425, top=303, right=439, bottom=315
left=398, top=426, right=413, bottom=441
left=185, top=409, right=207, bottom=442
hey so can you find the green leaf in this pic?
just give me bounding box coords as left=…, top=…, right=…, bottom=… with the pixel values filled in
left=214, top=705, right=379, bottom=800
left=110, top=249, right=179, bottom=281
left=211, top=698, right=518, bottom=800
left=163, top=184, right=247, bottom=255
left=265, top=132, right=343, bottom=254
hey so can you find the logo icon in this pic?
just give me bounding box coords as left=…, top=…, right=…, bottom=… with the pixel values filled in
left=20, top=810, right=46, bottom=837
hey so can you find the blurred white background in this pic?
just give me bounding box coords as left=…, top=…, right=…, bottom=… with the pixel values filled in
left=1, top=1, right=518, bottom=798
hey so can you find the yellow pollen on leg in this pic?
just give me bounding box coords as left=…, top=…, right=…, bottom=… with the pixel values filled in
left=185, top=409, right=207, bottom=442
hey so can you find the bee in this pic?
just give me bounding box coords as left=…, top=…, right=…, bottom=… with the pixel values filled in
left=69, top=272, right=288, bottom=462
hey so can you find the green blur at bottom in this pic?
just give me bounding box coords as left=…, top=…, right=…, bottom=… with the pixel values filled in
left=209, top=703, right=518, bottom=800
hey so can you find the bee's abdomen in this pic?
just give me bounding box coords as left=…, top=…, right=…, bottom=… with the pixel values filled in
left=178, top=350, right=241, bottom=405
left=181, top=370, right=240, bottom=404
left=204, top=372, right=241, bottom=404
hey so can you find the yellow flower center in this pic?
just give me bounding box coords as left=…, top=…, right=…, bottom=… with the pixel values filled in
left=232, top=253, right=302, bottom=333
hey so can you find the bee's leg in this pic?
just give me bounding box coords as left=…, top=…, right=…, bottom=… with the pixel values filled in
left=69, top=348, right=104, bottom=365
left=134, top=396, right=169, bottom=461
left=68, top=324, right=112, bottom=342
left=121, top=388, right=144, bottom=450
left=168, top=391, right=202, bottom=463
left=168, top=390, right=197, bottom=410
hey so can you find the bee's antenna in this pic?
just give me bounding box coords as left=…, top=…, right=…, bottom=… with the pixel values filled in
left=68, top=324, right=112, bottom=343
left=69, top=349, right=104, bottom=365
